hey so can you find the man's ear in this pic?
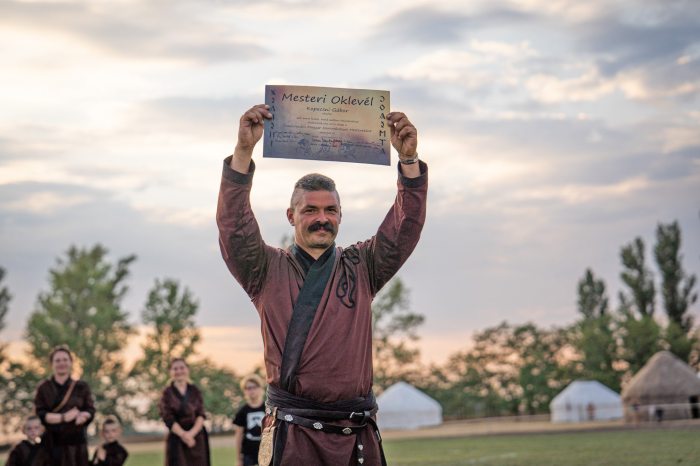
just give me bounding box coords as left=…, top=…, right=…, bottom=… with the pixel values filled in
left=286, top=208, right=294, bottom=225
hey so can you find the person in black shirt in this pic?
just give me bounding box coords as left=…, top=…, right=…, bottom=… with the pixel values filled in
left=5, top=415, right=45, bottom=466
left=90, top=416, right=128, bottom=466
left=232, top=374, right=265, bottom=466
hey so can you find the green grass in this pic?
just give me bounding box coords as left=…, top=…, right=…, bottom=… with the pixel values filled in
left=122, top=430, right=699, bottom=466
left=382, top=430, right=700, bottom=466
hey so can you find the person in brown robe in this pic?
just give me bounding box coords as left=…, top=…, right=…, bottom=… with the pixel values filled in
left=5, top=415, right=45, bottom=466
left=216, top=104, right=427, bottom=465
left=90, top=416, right=128, bottom=466
left=34, top=346, right=95, bottom=466
left=158, top=358, right=211, bottom=466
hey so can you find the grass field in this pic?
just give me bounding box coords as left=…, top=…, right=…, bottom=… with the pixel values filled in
left=119, top=429, right=699, bottom=466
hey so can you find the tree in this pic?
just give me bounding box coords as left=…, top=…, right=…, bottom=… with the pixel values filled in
left=0, top=266, right=10, bottom=362
left=372, top=278, right=425, bottom=390
left=654, top=221, right=697, bottom=332
left=619, top=237, right=655, bottom=317
left=577, top=268, right=609, bottom=318
left=131, top=278, right=202, bottom=419
left=0, top=360, right=44, bottom=436
left=572, top=315, right=621, bottom=391
left=24, top=245, right=136, bottom=418
left=573, top=269, right=620, bottom=390
left=616, top=309, right=661, bottom=376
left=189, top=359, right=242, bottom=432
left=430, top=322, right=572, bottom=418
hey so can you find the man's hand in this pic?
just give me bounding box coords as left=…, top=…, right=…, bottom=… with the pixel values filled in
left=236, top=104, right=272, bottom=153
left=387, top=112, right=418, bottom=159
left=231, top=104, right=273, bottom=174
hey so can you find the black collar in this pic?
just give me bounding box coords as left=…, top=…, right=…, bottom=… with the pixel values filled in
left=292, top=243, right=335, bottom=275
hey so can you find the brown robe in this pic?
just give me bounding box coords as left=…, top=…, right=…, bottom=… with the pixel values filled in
left=159, top=383, right=211, bottom=466
left=89, top=441, right=128, bottom=466
left=34, top=377, right=95, bottom=466
left=216, top=157, right=428, bottom=465
left=5, top=440, right=45, bottom=466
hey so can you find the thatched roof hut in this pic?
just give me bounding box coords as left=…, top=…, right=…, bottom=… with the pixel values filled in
left=621, top=351, right=700, bottom=422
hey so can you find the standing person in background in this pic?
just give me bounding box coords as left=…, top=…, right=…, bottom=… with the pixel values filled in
left=90, top=415, right=128, bottom=466
left=4, top=415, right=45, bottom=466
left=233, top=374, right=266, bottom=466
left=158, top=358, right=211, bottom=466
left=34, top=345, right=95, bottom=466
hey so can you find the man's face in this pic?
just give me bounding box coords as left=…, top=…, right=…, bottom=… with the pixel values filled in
left=287, top=190, right=341, bottom=253
left=24, top=420, right=43, bottom=442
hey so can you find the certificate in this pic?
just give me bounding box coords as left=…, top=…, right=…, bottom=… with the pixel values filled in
left=263, top=85, right=391, bottom=165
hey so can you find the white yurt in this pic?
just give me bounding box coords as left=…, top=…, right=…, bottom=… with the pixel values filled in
left=550, top=380, right=623, bottom=423
left=377, top=381, right=442, bottom=430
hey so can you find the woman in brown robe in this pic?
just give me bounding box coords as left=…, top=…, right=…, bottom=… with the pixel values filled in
left=34, top=345, right=95, bottom=466
left=158, top=358, right=211, bottom=466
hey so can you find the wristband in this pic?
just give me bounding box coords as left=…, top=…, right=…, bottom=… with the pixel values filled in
left=399, top=153, right=419, bottom=164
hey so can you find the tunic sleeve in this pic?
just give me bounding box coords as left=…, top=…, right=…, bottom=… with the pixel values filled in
left=366, top=161, right=428, bottom=294
left=216, top=157, right=276, bottom=300
left=34, top=380, right=51, bottom=423
left=192, top=385, right=206, bottom=419
left=159, top=388, right=176, bottom=429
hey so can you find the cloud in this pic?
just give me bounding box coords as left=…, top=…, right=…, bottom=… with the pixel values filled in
left=0, top=1, right=270, bottom=64
left=372, top=5, right=532, bottom=45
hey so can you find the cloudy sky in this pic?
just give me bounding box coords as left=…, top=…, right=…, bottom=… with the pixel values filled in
left=1, top=0, right=699, bottom=372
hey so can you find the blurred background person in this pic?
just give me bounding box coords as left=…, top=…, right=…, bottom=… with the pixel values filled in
left=34, top=345, right=95, bottom=466
left=233, top=374, right=266, bottom=466
left=90, top=415, right=128, bottom=466
left=158, top=358, right=211, bottom=466
left=4, top=415, right=45, bottom=466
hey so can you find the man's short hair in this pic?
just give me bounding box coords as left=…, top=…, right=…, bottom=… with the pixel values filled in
left=24, top=415, right=40, bottom=424
left=290, top=173, right=339, bottom=209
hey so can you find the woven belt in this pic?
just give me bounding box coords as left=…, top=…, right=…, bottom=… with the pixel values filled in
left=273, top=408, right=381, bottom=465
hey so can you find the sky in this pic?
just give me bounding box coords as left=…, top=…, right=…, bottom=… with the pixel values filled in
left=1, top=0, right=699, bottom=373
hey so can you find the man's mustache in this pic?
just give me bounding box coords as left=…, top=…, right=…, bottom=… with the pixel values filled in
left=308, top=222, right=335, bottom=233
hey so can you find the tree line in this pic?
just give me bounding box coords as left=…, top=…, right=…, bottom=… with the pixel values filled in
left=0, top=220, right=697, bottom=434
left=378, top=220, right=699, bottom=418
left=0, top=246, right=245, bottom=436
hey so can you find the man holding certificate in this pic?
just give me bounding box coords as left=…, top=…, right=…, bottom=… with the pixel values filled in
left=216, top=95, right=427, bottom=465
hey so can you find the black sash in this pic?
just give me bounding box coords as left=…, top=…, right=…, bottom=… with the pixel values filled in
left=279, top=245, right=336, bottom=393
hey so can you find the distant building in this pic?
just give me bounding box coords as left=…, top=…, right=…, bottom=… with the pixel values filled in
left=377, top=382, right=442, bottom=430
left=621, top=351, right=700, bottom=422
left=550, top=380, right=623, bottom=423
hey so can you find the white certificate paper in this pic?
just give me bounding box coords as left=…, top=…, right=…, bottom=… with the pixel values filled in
left=263, top=85, right=391, bottom=165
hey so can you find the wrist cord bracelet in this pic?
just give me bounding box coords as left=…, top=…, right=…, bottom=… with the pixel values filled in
left=399, top=153, right=419, bottom=164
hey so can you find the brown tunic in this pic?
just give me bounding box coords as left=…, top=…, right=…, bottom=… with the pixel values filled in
left=216, top=157, right=428, bottom=465
left=5, top=440, right=45, bottom=466
left=89, top=441, right=128, bottom=466
left=34, top=378, right=95, bottom=466
left=159, top=383, right=211, bottom=466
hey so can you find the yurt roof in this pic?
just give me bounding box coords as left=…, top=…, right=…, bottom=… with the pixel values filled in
left=377, top=382, right=441, bottom=412
left=550, top=380, right=620, bottom=408
left=622, top=351, right=700, bottom=402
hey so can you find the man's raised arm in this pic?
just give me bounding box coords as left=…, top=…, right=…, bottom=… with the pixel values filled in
left=366, top=112, right=428, bottom=294
left=216, top=104, right=274, bottom=299
left=230, top=104, right=273, bottom=173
